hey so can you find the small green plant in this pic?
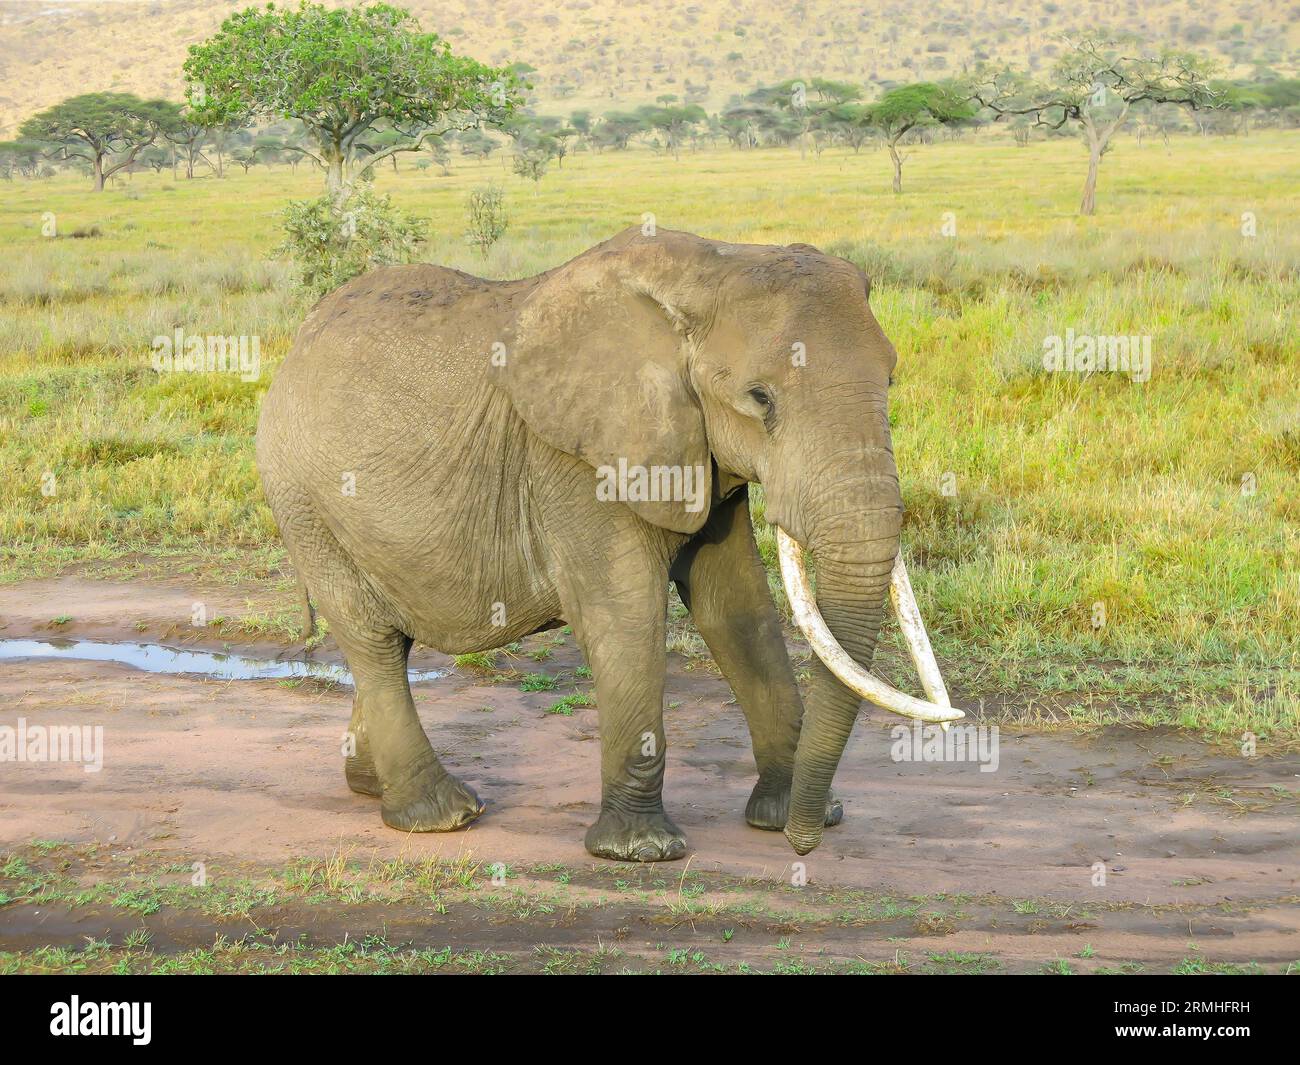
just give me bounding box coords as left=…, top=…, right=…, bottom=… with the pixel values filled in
left=465, top=183, right=508, bottom=258
left=519, top=673, right=558, bottom=692
left=123, top=927, right=152, bottom=950
left=546, top=692, right=594, bottom=716
left=512, top=145, right=552, bottom=185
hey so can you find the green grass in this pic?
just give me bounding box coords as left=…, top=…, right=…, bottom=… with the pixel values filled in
left=546, top=691, right=595, bottom=715
left=452, top=650, right=499, bottom=670
left=1, top=842, right=1285, bottom=975
left=519, top=672, right=558, bottom=692
left=1, top=131, right=1296, bottom=736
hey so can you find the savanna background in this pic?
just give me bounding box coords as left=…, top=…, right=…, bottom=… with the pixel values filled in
left=0, top=0, right=1297, bottom=975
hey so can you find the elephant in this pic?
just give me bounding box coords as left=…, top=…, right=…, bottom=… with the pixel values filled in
left=256, top=226, right=962, bottom=862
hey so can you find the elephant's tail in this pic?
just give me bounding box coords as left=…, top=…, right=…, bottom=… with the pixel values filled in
left=299, top=580, right=316, bottom=643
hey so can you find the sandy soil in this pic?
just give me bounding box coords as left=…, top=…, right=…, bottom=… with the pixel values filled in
left=2, top=576, right=1298, bottom=972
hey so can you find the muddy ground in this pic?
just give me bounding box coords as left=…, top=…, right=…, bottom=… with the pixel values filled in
left=1, top=576, right=1297, bottom=974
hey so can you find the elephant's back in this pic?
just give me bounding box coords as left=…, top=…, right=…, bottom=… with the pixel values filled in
left=259, top=263, right=522, bottom=468
left=289, top=262, right=513, bottom=381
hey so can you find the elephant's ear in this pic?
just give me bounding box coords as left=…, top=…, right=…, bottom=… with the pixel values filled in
left=497, top=232, right=713, bottom=534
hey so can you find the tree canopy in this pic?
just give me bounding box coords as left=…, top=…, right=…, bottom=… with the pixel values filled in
left=18, top=92, right=178, bottom=190
left=183, top=1, right=521, bottom=201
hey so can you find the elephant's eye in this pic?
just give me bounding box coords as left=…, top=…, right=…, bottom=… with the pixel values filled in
left=747, top=385, right=774, bottom=416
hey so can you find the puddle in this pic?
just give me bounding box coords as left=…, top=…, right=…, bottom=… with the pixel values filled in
left=0, top=638, right=446, bottom=686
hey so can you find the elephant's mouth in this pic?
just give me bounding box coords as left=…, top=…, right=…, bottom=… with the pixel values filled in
left=775, top=528, right=964, bottom=727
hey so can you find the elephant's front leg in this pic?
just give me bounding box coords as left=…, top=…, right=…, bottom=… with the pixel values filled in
left=554, top=522, right=685, bottom=862
left=672, top=489, right=842, bottom=831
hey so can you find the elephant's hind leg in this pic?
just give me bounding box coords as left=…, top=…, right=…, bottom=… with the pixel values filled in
left=335, top=627, right=484, bottom=832
left=275, top=496, right=482, bottom=831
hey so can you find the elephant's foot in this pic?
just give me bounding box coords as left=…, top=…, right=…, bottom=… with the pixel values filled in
left=745, top=777, right=843, bottom=831
left=584, top=807, right=687, bottom=862
left=380, top=761, right=484, bottom=832
left=344, top=733, right=382, bottom=798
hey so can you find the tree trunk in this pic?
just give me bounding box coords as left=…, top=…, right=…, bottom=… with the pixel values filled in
left=1080, top=146, right=1101, bottom=215
left=1078, top=103, right=1126, bottom=217
left=92, top=152, right=105, bottom=192
left=325, top=153, right=345, bottom=196
left=1079, top=115, right=1102, bottom=216
left=888, top=140, right=903, bottom=194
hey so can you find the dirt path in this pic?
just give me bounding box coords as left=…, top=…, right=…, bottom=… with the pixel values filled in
left=2, top=576, right=1298, bottom=973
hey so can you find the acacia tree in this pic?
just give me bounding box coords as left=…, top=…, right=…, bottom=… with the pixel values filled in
left=823, top=102, right=875, bottom=152
left=867, top=82, right=971, bottom=192
left=458, top=128, right=498, bottom=163
left=638, top=103, right=707, bottom=160
left=968, top=34, right=1220, bottom=214
left=568, top=110, right=593, bottom=151
left=183, top=2, right=520, bottom=208
left=19, top=92, right=178, bottom=191
left=719, top=104, right=761, bottom=148
left=748, top=78, right=860, bottom=158
left=161, top=111, right=211, bottom=179
left=594, top=111, right=646, bottom=151
left=0, top=140, right=45, bottom=179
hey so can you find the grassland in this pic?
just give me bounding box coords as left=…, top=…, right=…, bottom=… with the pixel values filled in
left=1, top=131, right=1296, bottom=737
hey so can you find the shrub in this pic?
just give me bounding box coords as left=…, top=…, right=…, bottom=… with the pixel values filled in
left=278, top=183, right=427, bottom=296
left=465, top=183, right=508, bottom=258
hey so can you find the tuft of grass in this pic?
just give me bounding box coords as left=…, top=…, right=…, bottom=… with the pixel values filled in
left=546, top=692, right=595, bottom=716
left=519, top=673, right=558, bottom=692
left=454, top=651, right=499, bottom=670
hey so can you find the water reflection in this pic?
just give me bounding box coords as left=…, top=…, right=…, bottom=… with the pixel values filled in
left=0, top=638, right=445, bottom=686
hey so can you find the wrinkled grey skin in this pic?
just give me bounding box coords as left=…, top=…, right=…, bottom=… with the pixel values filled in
left=256, top=227, right=901, bottom=861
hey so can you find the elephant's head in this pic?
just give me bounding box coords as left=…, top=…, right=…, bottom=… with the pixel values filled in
left=501, top=227, right=962, bottom=854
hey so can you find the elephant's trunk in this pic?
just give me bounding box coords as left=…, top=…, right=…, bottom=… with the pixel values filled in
left=783, top=519, right=896, bottom=855
left=779, top=509, right=962, bottom=855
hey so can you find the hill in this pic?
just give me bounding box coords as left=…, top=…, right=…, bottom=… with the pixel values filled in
left=1, top=0, right=1297, bottom=134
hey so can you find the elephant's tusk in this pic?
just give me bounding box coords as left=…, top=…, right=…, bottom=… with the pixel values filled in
left=776, top=528, right=964, bottom=726
left=889, top=552, right=955, bottom=731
